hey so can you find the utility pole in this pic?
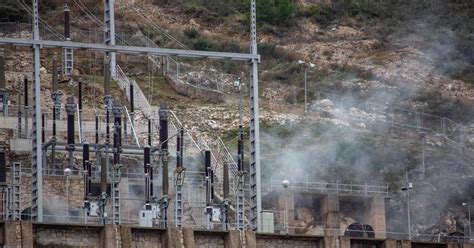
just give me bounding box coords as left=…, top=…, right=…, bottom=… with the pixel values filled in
left=249, top=0, right=262, bottom=232
left=463, top=202, right=472, bottom=243
left=298, top=60, right=315, bottom=113
left=235, top=77, right=246, bottom=231
left=0, top=48, right=9, bottom=117
left=401, top=172, right=413, bottom=240
left=31, top=0, right=44, bottom=222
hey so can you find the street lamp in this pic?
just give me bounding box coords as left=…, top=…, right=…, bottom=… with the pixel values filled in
left=234, top=77, right=243, bottom=127
left=282, top=179, right=290, bottom=234
left=401, top=182, right=413, bottom=240
left=298, top=60, right=315, bottom=114
left=64, top=168, right=72, bottom=222
left=462, top=202, right=471, bottom=243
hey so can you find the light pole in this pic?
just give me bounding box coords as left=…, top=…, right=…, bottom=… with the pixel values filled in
left=298, top=60, right=315, bottom=114
left=401, top=181, right=413, bottom=240
left=64, top=168, right=72, bottom=222
left=282, top=179, right=290, bottom=234
left=234, top=77, right=243, bottom=126
left=463, top=202, right=471, bottom=243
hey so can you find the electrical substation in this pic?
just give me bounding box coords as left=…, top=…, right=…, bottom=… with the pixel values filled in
left=0, top=1, right=472, bottom=248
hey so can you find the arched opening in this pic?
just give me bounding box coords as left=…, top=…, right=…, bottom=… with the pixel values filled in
left=345, top=222, right=365, bottom=237
left=345, top=223, right=376, bottom=238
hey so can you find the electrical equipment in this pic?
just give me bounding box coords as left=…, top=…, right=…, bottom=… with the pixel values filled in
left=262, top=211, right=275, bottom=233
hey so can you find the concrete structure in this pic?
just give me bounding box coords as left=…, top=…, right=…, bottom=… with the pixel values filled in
left=267, top=191, right=387, bottom=238
left=0, top=221, right=472, bottom=248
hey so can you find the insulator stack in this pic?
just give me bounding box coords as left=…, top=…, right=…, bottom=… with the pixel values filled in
left=83, top=143, right=91, bottom=197
left=160, top=104, right=169, bottom=196
left=129, top=83, right=134, bottom=112
left=95, top=115, right=99, bottom=144
left=24, top=78, right=28, bottom=107
left=66, top=96, right=76, bottom=150
left=78, top=81, right=83, bottom=112
left=144, top=146, right=151, bottom=202
left=205, top=150, right=212, bottom=205
left=64, top=4, right=71, bottom=40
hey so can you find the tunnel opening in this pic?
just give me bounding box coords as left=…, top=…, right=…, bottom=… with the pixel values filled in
left=339, top=197, right=372, bottom=232
left=293, top=193, right=324, bottom=235
left=350, top=238, right=383, bottom=248
left=411, top=243, right=447, bottom=248
left=345, top=222, right=375, bottom=238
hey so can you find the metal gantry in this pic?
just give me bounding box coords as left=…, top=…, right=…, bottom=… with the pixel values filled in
left=249, top=0, right=262, bottom=232
left=31, top=0, right=43, bottom=222
left=3, top=0, right=262, bottom=228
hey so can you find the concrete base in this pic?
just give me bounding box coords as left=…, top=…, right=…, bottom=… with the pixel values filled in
left=2, top=222, right=473, bottom=248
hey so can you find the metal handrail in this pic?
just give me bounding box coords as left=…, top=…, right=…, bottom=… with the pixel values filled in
left=124, top=106, right=140, bottom=148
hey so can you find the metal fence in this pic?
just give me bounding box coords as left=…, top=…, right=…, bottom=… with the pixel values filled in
left=262, top=176, right=389, bottom=197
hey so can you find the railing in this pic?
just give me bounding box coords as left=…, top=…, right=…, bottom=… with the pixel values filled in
left=263, top=176, right=389, bottom=197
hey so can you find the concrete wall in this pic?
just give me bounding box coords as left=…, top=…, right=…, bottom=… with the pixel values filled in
left=194, top=230, right=226, bottom=248
left=257, top=233, right=323, bottom=248
left=34, top=224, right=101, bottom=248
left=129, top=227, right=165, bottom=248
left=165, top=76, right=225, bottom=103
left=0, top=221, right=472, bottom=248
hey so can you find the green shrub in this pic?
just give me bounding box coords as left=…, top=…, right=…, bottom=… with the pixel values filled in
left=298, top=5, right=321, bottom=18
left=257, top=0, right=297, bottom=26
left=313, top=6, right=336, bottom=25
left=258, top=42, right=276, bottom=57
left=183, top=28, right=200, bottom=39
left=219, top=40, right=242, bottom=53
left=193, top=38, right=217, bottom=51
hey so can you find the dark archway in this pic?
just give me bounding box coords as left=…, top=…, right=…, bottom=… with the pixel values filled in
left=345, top=223, right=376, bottom=238
left=345, top=222, right=365, bottom=237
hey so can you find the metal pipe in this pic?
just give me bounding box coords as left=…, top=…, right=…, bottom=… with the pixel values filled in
left=95, top=115, right=99, bottom=144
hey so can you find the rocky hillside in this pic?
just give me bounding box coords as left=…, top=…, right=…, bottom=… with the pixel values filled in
left=0, top=0, right=473, bottom=239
